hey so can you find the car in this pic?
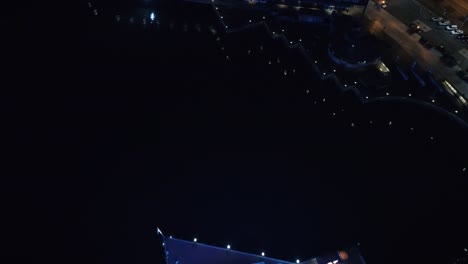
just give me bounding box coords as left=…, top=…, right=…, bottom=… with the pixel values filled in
left=457, top=70, right=468, bottom=82
left=408, top=23, right=422, bottom=34
left=451, top=29, right=464, bottom=35
left=436, top=45, right=448, bottom=55
left=419, top=37, right=433, bottom=49
left=438, top=20, right=451, bottom=26
left=446, top=25, right=458, bottom=30
left=431, top=16, right=443, bottom=22
left=456, top=34, right=468, bottom=39
left=441, top=54, right=457, bottom=67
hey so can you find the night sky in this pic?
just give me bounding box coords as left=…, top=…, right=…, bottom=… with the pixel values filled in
left=1, top=1, right=468, bottom=264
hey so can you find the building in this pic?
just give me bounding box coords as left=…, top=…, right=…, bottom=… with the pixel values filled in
left=160, top=234, right=368, bottom=264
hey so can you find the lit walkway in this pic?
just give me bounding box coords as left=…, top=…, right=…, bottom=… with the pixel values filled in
left=364, top=1, right=468, bottom=99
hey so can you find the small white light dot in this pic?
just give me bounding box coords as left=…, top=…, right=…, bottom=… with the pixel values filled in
left=463, top=168, right=466, bottom=172
left=290, top=41, right=293, bottom=44
left=263, top=16, right=265, bottom=19
left=323, top=72, right=326, bottom=75
left=273, top=31, right=275, bottom=34
left=169, top=236, right=172, bottom=238
left=386, top=93, right=389, bottom=96
left=162, top=242, right=165, bottom=246
left=333, top=112, right=336, bottom=116
left=344, top=84, right=347, bottom=87
left=432, top=99, right=435, bottom=103
left=299, top=38, right=302, bottom=42
left=227, top=245, right=231, bottom=249
left=464, top=248, right=467, bottom=251
left=193, top=238, right=197, bottom=242
left=296, top=259, right=300, bottom=263
left=249, top=20, right=252, bottom=23
left=354, top=81, right=357, bottom=84
left=410, top=127, right=414, bottom=131
left=365, top=96, right=369, bottom=99
left=306, top=89, right=310, bottom=93
left=216, top=7, right=218, bottom=10
left=314, top=61, right=317, bottom=63
left=430, top=136, right=434, bottom=140
left=409, top=93, right=412, bottom=96
left=351, top=123, right=355, bottom=127
left=226, top=25, right=228, bottom=28
left=455, top=110, right=458, bottom=113
left=370, top=120, right=373, bottom=124
left=221, top=16, right=223, bottom=19
left=261, top=252, right=265, bottom=256
left=282, top=29, right=285, bottom=32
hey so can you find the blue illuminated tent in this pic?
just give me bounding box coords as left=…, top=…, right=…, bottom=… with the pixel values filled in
left=158, top=229, right=367, bottom=264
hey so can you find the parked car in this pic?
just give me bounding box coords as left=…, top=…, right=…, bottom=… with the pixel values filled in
left=438, top=20, right=451, bottom=26
left=431, top=16, right=443, bottom=22
left=451, top=29, right=464, bottom=35
left=441, top=54, right=457, bottom=67
left=419, top=37, right=433, bottom=49
left=446, top=25, right=458, bottom=30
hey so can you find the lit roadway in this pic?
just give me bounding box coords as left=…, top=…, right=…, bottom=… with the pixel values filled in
left=364, top=1, right=468, bottom=99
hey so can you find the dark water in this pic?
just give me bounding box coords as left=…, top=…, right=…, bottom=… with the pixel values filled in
left=1, top=2, right=467, bottom=264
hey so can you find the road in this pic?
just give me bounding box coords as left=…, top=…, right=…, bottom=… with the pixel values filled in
left=364, top=1, right=468, bottom=100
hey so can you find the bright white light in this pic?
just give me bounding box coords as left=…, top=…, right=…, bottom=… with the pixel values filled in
left=463, top=168, right=466, bottom=172
left=314, top=61, right=317, bottom=63
left=333, top=69, right=336, bottom=72
left=169, top=236, right=173, bottom=238
left=227, top=244, right=231, bottom=249
left=261, top=252, right=265, bottom=256
left=216, top=7, right=218, bottom=10
left=249, top=20, right=252, bottom=23
left=282, top=29, right=285, bottom=32
left=388, top=121, right=392, bottom=125
left=386, top=92, right=389, bottom=95
left=290, top=41, right=293, bottom=44
left=328, top=262, right=333, bottom=264
left=344, top=84, right=347, bottom=87
left=150, top=12, right=155, bottom=21
left=432, top=99, right=435, bottom=103
left=455, top=110, right=458, bottom=113
left=296, top=259, right=300, bottom=263
left=299, top=38, right=302, bottom=41
left=365, top=96, right=369, bottom=99
left=354, top=81, right=357, bottom=84
left=193, top=238, right=197, bottom=242
left=409, top=93, right=412, bottom=96
left=333, top=260, right=338, bottom=264
left=464, top=248, right=467, bottom=252
left=221, top=16, right=223, bottom=19
left=162, top=242, right=165, bottom=246
left=263, top=16, right=265, bottom=19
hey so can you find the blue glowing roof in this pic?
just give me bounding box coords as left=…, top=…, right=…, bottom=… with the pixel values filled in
left=163, top=236, right=367, bottom=264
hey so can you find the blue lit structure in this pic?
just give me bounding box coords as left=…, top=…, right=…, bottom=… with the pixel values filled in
left=159, top=232, right=367, bottom=264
